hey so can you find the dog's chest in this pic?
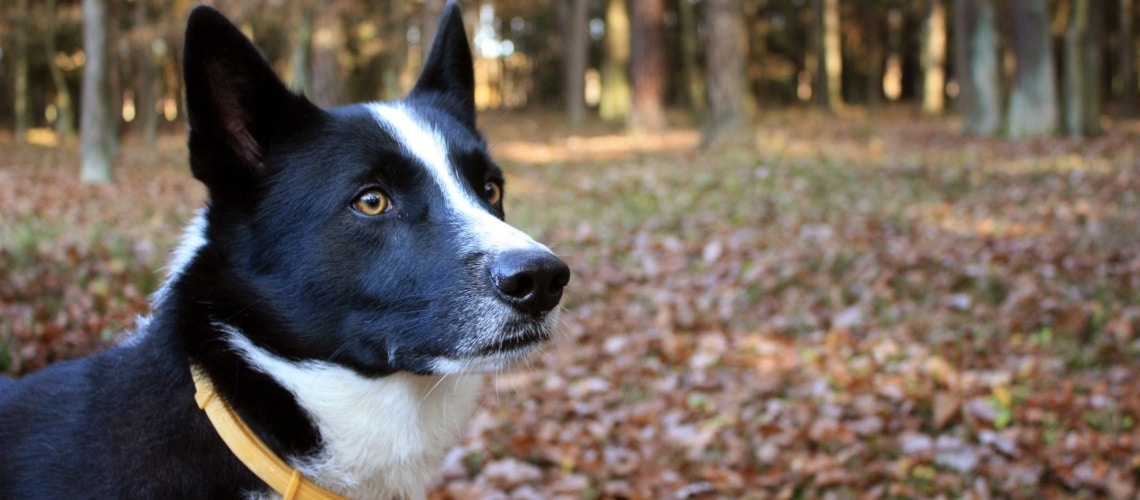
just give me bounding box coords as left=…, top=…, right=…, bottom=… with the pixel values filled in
left=231, top=333, right=480, bottom=498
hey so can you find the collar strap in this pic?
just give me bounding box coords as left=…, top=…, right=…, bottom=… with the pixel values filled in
left=190, top=363, right=348, bottom=500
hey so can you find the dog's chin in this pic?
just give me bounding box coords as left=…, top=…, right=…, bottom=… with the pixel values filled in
left=427, top=314, right=559, bottom=375
left=427, top=343, right=546, bottom=374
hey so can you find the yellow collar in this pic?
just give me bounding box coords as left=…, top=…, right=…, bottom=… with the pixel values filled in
left=190, top=364, right=348, bottom=500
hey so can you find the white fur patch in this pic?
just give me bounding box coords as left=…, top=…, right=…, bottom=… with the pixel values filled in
left=123, top=210, right=210, bottom=345
left=151, top=209, right=209, bottom=308
left=223, top=325, right=480, bottom=499
left=367, top=103, right=547, bottom=255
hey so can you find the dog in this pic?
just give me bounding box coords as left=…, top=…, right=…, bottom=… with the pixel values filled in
left=0, top=2, right=569, bottom=497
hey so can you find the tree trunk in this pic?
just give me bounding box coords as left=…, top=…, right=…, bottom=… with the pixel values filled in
left=45, top=0, right=75, bottom=139
left=629, top=0, right=667, bottom=132
left=311, top=0, right=347, bottom=106
left=861, top=8, right=884, bottom=117
left=955, top=0, right=1002, bottom=135
left=599, top=0, right=631, bottom=123
left=676, top=0, right=704, bottom=112
left=1121, top=0, right=1136, bottom=117
left=134, top=0, right=158, bottom=148
left=884, top=8, right=903, bottom=101
left=14, top=0, right=29, bottom=142
left=701, top=0, right=746, bottom=148
left=1064, top=0, right=1104, bottom=137
left=815, top=0, right=842, bottom=111
left=289, top=5, right=315, bottom=98
left=81, top=0, right=114, bottom=184
left=922, top=0, right=947, bottom=114
left=420, top=0, right=444, bottom=64
left=379, top=1, right=407, bottom=100
left=1006, top=0, right=1058, bottom=138
left=562, top=0, right=589, bottom=125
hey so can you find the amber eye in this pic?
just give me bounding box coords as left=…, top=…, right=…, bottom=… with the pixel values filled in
left=484, top=181, right=502, bottom=205
left=352, top=189, right=390, bottom=216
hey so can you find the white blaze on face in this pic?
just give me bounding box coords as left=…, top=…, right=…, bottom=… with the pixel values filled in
left=367, top=103, right=547, bottom=254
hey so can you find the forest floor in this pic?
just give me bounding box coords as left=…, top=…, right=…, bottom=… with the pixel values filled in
left=3, top=107, right=1140, bottom=497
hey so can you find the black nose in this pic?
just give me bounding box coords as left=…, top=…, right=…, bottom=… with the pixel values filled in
left=491, top=249, right=570, bottom=315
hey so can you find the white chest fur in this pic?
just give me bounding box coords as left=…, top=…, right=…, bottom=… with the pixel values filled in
left=225, top=329, right=481, bottom=499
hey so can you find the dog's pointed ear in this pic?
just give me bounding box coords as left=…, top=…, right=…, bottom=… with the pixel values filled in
left=410, top=0, right=476, bottom=128
left=182, top=5, right=318, bottom=199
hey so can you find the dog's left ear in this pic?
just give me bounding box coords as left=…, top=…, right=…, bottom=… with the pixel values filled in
left=410, top=0, right=476, bottom=128
left=182, top=5, right=319, bottom=201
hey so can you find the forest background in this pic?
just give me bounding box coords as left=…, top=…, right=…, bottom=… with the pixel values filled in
left=3, top=0, right=1140, bottom=496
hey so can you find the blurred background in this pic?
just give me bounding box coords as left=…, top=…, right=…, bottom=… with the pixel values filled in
left=3, top=0, right=1140, bottom=497
left=0, top=0, right=1127, bottom=152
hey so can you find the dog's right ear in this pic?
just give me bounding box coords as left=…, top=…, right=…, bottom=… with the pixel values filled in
left=182, top=5, right=318, bottom=200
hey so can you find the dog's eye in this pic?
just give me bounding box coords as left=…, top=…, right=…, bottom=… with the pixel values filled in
left=483, top=181, right=502, bottom=205
left=352, top=189, right=391, bottom=216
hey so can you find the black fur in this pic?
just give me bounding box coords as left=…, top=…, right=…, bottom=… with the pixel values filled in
left=0, top=1, right=567, bottom=496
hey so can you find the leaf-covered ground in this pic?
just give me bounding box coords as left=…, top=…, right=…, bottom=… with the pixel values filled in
left=3, top=108, right=1140, bottom=497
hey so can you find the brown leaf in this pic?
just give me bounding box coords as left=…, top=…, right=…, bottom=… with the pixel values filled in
left=932, top=391, right=961, bottom=430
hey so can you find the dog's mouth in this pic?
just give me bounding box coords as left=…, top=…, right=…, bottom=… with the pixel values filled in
left=471, top=329, right=550, bottom=357
left=425, top=312, right=559, bottom=374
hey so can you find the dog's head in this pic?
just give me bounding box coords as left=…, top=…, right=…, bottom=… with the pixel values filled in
left=180, top=2, right=568, bottom=377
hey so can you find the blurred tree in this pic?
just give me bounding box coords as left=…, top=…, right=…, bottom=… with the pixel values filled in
left=45, top=0, right=75, bottom=139
left=561, top=0, right=589, bottom=125
left=80, top=0, right=114, bottom=183
left=1122, top=0, right=1136, bottom=117
left=134, top=0, right=159, bottom=148
left=921, top=0, right=946, bottom=115
left=420, top=0, right=444, bottom=63
left=630, top=0, right=666, bottom=131
left=600, top=0, right=631, bottom=123
left=378, top=1, right=408, bottom=101
left=1006, top=0, right=1057, bottom=138
left=1064, top=0, right=1104, bottom=137
left=676, top=0, right=704, bottom=112
left=814, top=0, right=842, bottom=111
left=701, top=0, right=746, bottom=148
left=954, top=0, right=1001, bottom=135
left=13, top=0, right=29, bottom=142
left=288, top=3, right=315, bottom=98
left=855, top=5, right=886, bottom=116
left=311, top=0, right=347, bottom=107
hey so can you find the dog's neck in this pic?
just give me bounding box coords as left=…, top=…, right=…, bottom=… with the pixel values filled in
left=190, top=363, right=347, bottom=499
left=219, top=324, right=481, bottom=499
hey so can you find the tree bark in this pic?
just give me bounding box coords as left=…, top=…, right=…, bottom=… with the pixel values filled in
left=676, top=0, right=704, bottom=112
left=884, top=7, right=903, bottom=101
left=955, top=0, right=1002, bottom=135
left=922, top=0, right=947, bottom=114
left=814, top=0, right=842, bottom=111
left=45, top=0, right=75, bottom=139
left=420, top=0, right=444, bottom=65
left=1064, top=0, right=1104, bottom=137
left=562, top=0, right=589, bottom=125
left=311, top=0, right=347, bottom=106
left=861, top=8, right=884, bottom=117
left=81, top=0, right=114, bottom=183
left=14, top=0, right=29, bottom=142
left=1006, top=0, right=1058, bottom=138
left=1121, top=0, right=1136, bottom=117
left=134, top=0, right=158, bottom=148
left=629, top=0, right=667, bottom=132
left=599, top=0, right=631, bottom=123
left=701, top=0, right=747, bottom=148
left=290, top=5, right=316, bottom=98
left=379, top=1, right=408, bottom=101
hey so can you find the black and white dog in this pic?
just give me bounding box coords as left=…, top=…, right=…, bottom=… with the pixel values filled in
left=0, top=2, right=568, bottom=497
